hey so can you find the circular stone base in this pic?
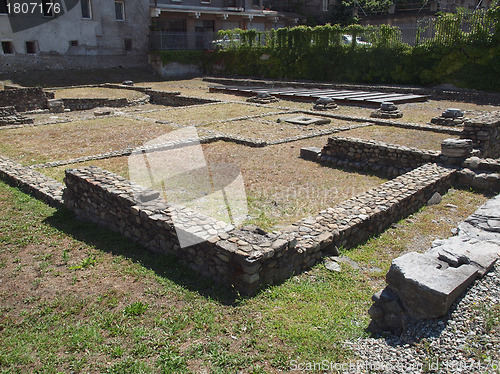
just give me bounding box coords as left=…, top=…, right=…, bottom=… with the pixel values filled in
left=313, top=103, right=338, bottom=111
left=430, top=116, right=465, bottom=126
left=370, top=110, right=403, bottom=119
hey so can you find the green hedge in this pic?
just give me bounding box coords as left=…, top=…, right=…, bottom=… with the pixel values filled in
left=153, top=6, right=500, bottom=91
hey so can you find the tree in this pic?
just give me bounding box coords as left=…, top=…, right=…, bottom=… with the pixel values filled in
left=327, top=0, right=392, bottom=25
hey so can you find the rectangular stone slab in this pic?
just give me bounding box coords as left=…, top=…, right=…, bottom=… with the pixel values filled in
left=427, top=236, right=500, bottom=276
left=386, top=252, right=478, bottom=319
left=278, top=116, right=331, bottom=126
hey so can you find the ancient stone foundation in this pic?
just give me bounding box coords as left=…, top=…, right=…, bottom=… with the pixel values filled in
left=0, top=106, right=33, bottom=126
left=61, top=98, right=130, bottom=111
left=0, top=87, right=52, bottom=112
left=369, top=194, right=500, bottom=334
left=320, top=136, right=441, bottom=177
left=0, top=155, right=64, bottom=207
left=461, top=111, right=500, bottom=158
left=61, top=163, right=456, bottom=294
left=431, top=108, right=466, bottom=126
left=145, top=90, right=219, bottom=106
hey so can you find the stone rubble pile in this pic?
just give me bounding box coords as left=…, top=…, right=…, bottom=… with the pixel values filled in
left=431, top=108, right=466, bottom=126
left=246, top=92, right=279, bottom=104
left=369, top=193, right=500, bottom=334
left=312, top=97, right=338, bottom=111
left=0, top=106, right=33, bottom=126
left=370, top=102, right=403, bottom=119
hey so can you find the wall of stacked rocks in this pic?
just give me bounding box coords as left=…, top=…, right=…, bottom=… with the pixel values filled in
left=461, top=111, right=500, bottom=158
left=257, top=163, right=457, bottom=286
left=145, top=90, right=219, bottom=106
left=61, top=98, right=129, bottom=111
left=0, top=106, right=33, bottom=126
left=0, top=87, right=52, bottom=112
left=320, top=136, right=441, bottom=177
left=0, top=155, right=64, bottom=207
left=62, top=163, right=456, bottom=294
left=63, top=166, right=267, bottom=295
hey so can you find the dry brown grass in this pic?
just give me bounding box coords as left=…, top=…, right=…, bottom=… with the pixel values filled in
left=137, top=102, right=281, bottom=125
left=42, top=137, right=386, bottom=229
left=43, top=157, right=131, bottom=182
left=134, top=78, right=500, bottom=125
left=338, top=125, right=453, bottom=150
left=202, top=137, right=386, bottom=228
left=0, top=117, right=175, bottom=164
left=198, top=114, right=354, bottom=140
left=50, top=87, right=145, bottom=100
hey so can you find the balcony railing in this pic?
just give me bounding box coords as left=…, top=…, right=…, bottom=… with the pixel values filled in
left=150, top=31, right=215, bottom=50
left=224, top=0, right=244, bottom=10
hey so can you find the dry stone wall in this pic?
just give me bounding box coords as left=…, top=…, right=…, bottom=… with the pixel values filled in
left=461, top=111, right=500, bottom=158
left=0, top=106, right=33, bottom=126
left=145, top=90, right=220, bottom=107
left=61, top=98, right=129, bottom=111
left=321, top=136, right=441, bottom=177
left=62, top=163, right=456, bottom=294
left=63, top=166, right=271, bottom=295
left=0, top=87, right=51, bottom=112
left=0, top=155, right=64, bottom=207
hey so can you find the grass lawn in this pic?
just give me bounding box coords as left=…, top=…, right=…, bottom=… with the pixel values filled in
left=136, top=103, right=285, bottom=126
left=0, top=118, right=176, bottom=165
left=0, top=180, right=489, bottom=373
left=50, top=87, right=146, bottom=101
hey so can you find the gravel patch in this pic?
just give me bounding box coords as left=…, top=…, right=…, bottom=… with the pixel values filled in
left=344, top=263, right=500, bottom=373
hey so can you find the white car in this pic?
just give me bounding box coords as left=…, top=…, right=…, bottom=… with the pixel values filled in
left=342, top=34, right=371, bottom=46
left=210, top=34, right=241, bottom=50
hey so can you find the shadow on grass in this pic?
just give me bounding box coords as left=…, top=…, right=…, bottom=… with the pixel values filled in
left=43, top=207, right=242, bottom=306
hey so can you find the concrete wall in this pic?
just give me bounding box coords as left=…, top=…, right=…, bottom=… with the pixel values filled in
left=0, top=0, right=150, bottom=72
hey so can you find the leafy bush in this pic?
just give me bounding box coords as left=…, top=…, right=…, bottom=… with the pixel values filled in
left=152, top=5, right=500, bottom=91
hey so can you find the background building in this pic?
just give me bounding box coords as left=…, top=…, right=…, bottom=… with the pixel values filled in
left=0, top=0, right=150, bottom=72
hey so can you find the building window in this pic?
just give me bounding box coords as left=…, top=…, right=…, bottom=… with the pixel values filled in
left=115, top=1, right=124, bottom=20
left=81, top=0, right=91, bottom=18
left=1, top=41, right=14, bottom=54
left=0, top=0, right=9, bottom=14
left=42, top=0, right=54, bottom=16
left=124, top=38, right=132, bottom=51
left=25, top=41, right=37, bottom=54
left=69, top=40, right=79, bottom=46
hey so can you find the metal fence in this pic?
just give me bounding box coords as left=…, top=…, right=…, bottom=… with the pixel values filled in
left=394, top=9, right=493, bottom=46
left=150, top=31, right=215, bottom=50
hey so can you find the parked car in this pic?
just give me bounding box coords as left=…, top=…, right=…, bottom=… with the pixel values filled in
left=341, top=34, right=371, bottom=46
left=210, top=34, right=241, bottom=50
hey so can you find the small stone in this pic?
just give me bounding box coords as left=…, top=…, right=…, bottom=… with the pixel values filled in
left=427, top=192, right=442, bottom=205
left=324, top=259, right=341, bottom=272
